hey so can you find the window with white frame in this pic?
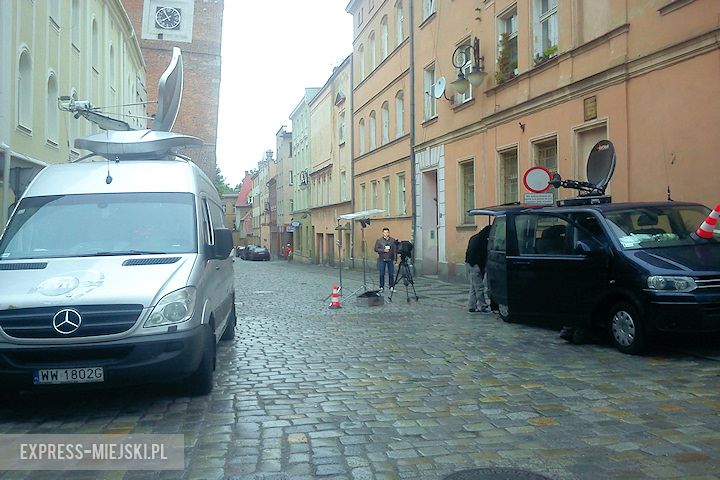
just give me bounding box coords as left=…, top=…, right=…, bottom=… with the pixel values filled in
left=460, top=161, right=475, bottom=224
left=497, top=7, right=518, bottom=81
left=360, top=183, right=367, bottom=210
left=46, top=74, right=58, bottom=145
left=383, top=177, right=391, bottom=216
left=423, top=0, right=436, bottom=20
left=356, top=8, right=363, bottom=27
left=109, top=45, right=116, bottom=90
left=533, top=0, right=558, bottom=63
left=381, top=102, right=389, bottom=145
left=455, top=39, right=473, bottom=104
left=395, top=1, right=404, bottom=47
left=424, top=64, right=437, bottom=120
left=338, top=110, right=346, bottom=144
left=17, top=51, right=32, bottom=130
left=341, top=172, right=348, bottom=201
left=369, top=32, right=377, bottom=71
left=533, top=138, right=558, bottom=201
left=395, top=91, right=405, bottom=137
left=369, top=111, right=377, bottom=150
left=358, top=45, right=365, bottom=81
left=381, top=16, right=389, bottom=60
left=359, top=119, right=366, bottom=154
left=396, top=172, right=406, bottom=215
left=91, top=19, right=99, bottom=71
left=370, top=180, right=378, bottom=209
left=498, top=148, right=519, bottom=204
left=48, top=0, right=60, bottom=28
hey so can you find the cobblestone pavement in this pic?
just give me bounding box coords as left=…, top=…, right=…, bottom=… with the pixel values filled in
left=1, top=259, right=720, bottom=480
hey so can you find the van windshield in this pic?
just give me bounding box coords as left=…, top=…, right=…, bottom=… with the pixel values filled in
left=0, top=192, right=197, bottom=260
left=602, top=205, right=716, bottom=250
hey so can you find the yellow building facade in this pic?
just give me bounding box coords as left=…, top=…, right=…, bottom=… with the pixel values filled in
left=0, top=0, right=146, bottom=227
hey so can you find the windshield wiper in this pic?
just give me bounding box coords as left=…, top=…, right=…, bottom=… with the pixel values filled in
left=78, top=250, right=168, bottom=257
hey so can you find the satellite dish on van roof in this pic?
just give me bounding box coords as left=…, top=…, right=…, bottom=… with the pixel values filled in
left=152, top=47, right=183, bottom=132
left=586, top=140, right=616, bottom=191
left=432, top=77, right=447, bottom=99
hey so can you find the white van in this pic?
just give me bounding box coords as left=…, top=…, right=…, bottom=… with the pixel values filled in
left=0, top=130, right=236, bottom=396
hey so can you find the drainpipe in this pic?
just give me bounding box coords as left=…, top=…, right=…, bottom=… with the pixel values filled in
left=349, top=52, right=356, bottom=269
left=409, top=0, right=417, bottom=245
left=1, top=144, right=9, bottom=229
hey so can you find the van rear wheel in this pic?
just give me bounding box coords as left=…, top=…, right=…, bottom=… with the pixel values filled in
left=609, top=301, right=646, bottom=355
left=498, top=303, right=514, bottom=323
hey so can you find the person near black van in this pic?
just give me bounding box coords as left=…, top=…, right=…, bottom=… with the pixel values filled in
left=374, top=227, right=397, bottom=292
left=466, top=224, right=492, bottom=314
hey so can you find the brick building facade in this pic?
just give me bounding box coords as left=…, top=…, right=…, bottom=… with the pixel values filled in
left=121, top=0, right=223, bottom=180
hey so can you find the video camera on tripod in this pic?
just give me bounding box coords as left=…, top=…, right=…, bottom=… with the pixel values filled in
left=395, top=240, right=413, bottom=261
left=389, top=239, right=418, bottom=302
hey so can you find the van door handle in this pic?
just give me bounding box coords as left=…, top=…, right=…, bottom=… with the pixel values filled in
left=215, top=266, right=220, bottom=270
left=513, top=260, right=532, bottom=266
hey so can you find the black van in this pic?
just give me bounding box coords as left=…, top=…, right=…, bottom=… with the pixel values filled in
left=474, top=201, right=720, bottom=354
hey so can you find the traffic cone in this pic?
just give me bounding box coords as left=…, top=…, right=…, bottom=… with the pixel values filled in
left=695, top=203, right=720, bottom=239
left=329, top=284, right=342, bottom=309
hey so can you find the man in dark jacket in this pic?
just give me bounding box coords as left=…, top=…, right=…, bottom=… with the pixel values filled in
left=374, top=227, right=397, bottom=292
left=465, top=224, right=492, bottom=313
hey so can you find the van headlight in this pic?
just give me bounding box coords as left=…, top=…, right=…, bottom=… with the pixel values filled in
left=647, top=276, right=697, bottom=293
left=144, top=287, right=197, bottom=327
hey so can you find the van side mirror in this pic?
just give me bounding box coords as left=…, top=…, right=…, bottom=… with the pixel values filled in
left=212, top=228, right=234, bottom=259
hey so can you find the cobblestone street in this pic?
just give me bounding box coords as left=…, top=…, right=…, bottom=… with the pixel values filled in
left=1, top=259, right=720, bottom=480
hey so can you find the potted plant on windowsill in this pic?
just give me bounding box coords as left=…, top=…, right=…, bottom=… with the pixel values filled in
left=495, top=32, right=518, bottom=85
left=533, top=44, right=558, bottom=66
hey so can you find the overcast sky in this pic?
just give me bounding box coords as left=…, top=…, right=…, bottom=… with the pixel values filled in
left=215, top=1, right=353, bottom=187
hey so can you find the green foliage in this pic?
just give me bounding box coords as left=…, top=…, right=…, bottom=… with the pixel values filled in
left=215, top=167, right=235, bottom=195
left=533, top=44, right=558, bottom=65
left=495, top=33, right=516, bottom=84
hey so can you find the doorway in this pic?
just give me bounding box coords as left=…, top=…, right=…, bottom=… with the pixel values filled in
left=421, top=170, right=439, bottom=274
left=326, top=234, right=335, bottom=267
left=315, top=233, right=323, bottom=264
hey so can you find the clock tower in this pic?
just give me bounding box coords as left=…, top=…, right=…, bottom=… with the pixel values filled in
left=122, top=0, right=224, bottom=180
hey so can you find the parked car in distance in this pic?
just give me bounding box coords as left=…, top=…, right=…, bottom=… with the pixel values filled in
left=239, top=245, right=258, bottom=260
left=247, top=246, right=270, bottom=261
left=474, top=200, right=720, bottom=355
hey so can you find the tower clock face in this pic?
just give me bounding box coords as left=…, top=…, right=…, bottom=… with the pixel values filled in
left=155, top=6, right=181, bottom=30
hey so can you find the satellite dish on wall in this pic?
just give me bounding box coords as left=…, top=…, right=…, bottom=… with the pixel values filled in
left=152, top=47, right=183, bottom=132
left=432, top=77, right=447, bottom=99
left=586, top=139, right=616, bottom=192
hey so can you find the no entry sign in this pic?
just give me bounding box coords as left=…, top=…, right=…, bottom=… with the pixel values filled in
left=523, top=166, right=552, bottom=193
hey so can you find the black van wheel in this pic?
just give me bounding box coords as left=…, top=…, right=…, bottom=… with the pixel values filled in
left=498, top=303, right=514, bottom=323
left=183, top=330, right=215, bottom=396
left=609, top=301, right=646, bottom=355
left=221, top=301, right=236, bottom=341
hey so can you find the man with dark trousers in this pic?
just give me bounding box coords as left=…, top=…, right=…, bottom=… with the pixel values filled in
left=465, top=224, right=492, bottom=313
left=374, top=227, right=397, bottom=293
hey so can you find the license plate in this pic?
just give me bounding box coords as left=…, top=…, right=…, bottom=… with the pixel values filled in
left=33, top=367, right=104, bottom=385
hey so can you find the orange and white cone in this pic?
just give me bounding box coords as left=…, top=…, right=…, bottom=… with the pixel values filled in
left=329, top=284, right=342, bottom=309
left=695, top=203, right=720, bottom=239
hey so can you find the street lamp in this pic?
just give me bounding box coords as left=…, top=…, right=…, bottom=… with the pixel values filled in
left=450, top=37, right=487, bottom=95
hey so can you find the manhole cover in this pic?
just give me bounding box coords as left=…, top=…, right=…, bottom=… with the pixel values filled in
left=443, top=468, right=554, bottom=480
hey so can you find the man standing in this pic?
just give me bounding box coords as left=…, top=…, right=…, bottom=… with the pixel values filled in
left=465, top=224, right=492, bottom=313
left=374, top=227, right=397, bottom=292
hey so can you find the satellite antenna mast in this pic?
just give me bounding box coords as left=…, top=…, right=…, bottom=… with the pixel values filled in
left=549, top=140, right=617, bottom=206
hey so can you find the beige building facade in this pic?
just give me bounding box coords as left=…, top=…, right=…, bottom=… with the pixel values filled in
left=275, top=126, right=294, bottom=252
left=347, top=0, right=414, bottom=269
left=410, top=0, right=720, bottom=281
left=308, top=56, right=353, bottom=267
left=0, top=0, right=146, bottom=227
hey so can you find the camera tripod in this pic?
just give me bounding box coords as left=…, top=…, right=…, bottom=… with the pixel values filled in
left=388, top=256, right=419, bottom=303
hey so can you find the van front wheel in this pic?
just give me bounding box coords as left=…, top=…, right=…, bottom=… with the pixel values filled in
left=609, top=302, right=646, bottom=355
left=183, top=331, right=215, bottom=396
left=221, top=301, right=236, bottom=341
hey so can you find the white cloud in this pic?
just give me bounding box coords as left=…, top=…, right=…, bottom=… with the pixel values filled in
left=216, top=1, right=353, bottom=186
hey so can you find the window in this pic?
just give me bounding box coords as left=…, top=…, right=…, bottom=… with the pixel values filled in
left=17, top=51, right=32, bottom=130
left=359, top=119, right=366, bottom=154
left=369, top=111, right=377, bottom=150
left=455, top=39, right=473, bottom=104
left=381, top=102, right=389, bottom=145
left=424, top=65, right=437, bottom=120
left=395, top=1, right=404, bottom=47
left=423, top=0, right=436, bottom=20
left=381, top=16, right=389, bottom=60
left=48, top=0, right=60, bottom=28
left=338, top=110, right=346, bottom=144
left=360, top=183, right=367, bottom=211
left=497, top=7, right=518, bottom=81
left=289, top=199, right=294, bottom=213
left=358, top=45, right=365, bottom=81
left=341, top=172, right=348, bottom=201
left=289, top=170, right=294, bottom=185
left=396, top=173, right=406, bottom=215
left=515, top=215, right=571, bottom=255
left=533, top=0, right=558, bottom=63
left=369, top=32, right=377, bottom=71
left=46, top=75, right=58, bottom=145
left=109, top=45, right=115, bottom=89
left=395, top=91, right=405, bottom=137
left=370, top=180, right=377, bottom=209
left=356, top=8, right=363, bottom=27
left=460, top=161, right=475, bottom=224
left=534, top=138, right=558, bottom=201
left=498, top=149, right=519, bottom=204
left=71, top=0, right=80, bottom=47
left=383, top=177, right=390, bottom=216
left=91, top=19, right=99, bottom=71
